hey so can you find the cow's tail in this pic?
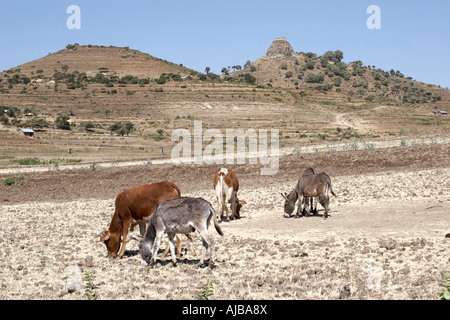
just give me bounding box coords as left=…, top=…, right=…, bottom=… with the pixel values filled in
left=215, top=174, right=225, bottom=215
left=211, top=206, right=224, bottom=237
left=171, top=182, right=182, bottom=198
left=217, top=175, right=224, bottom=203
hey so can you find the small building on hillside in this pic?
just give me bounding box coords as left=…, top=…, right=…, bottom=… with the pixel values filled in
left=432, top=110, right=448, bottom=116
left=19, top=128, right=35, bottom=137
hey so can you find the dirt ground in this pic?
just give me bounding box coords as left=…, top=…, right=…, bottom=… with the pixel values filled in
left=0, top=142, right=449, bottom=300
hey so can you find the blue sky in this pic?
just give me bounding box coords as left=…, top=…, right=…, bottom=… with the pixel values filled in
left=1, top=0, right=449, bottom=88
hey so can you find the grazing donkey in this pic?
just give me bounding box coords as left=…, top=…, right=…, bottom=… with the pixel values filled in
left=282, top=171, right=336, bottom=219
left=299, top=168, right=316, bottom=215
left=140, top=197, right=224, bottom=268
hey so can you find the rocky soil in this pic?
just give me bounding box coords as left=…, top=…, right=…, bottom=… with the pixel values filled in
left=0, top=143, right=449, bottom=300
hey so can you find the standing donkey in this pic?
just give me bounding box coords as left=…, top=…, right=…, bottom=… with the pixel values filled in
left=282, top=169, right=336, bottom=219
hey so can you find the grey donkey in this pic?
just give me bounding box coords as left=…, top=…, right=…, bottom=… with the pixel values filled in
left=140, top=197, right=224, bottom=268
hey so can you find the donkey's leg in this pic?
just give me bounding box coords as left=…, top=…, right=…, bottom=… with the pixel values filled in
left=321, top=192, right=330, bottom=219
left=313, top=197, right=319, bottom=214
left=175, top=235, right=182, bottom=259
left=304, top=195, right=312, bottom=217
left=296, top=195, right=303, bottom=218
left=138, top=222, right=146, bottom=236
left=150, top=231, right=163, bottom=266
left=324, top=198, right=330, bottom=219
left=167, top=232, right=178, bottom=267
left=197, top=227, right=214, bottom=268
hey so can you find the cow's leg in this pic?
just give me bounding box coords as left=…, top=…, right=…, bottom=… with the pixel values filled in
left=175, top=235, right=182, bottom=258
left=223, top=194, right=231, bottom=222
left=118, top=219, right=131, bottom=258
left=163, top=235, right=181, bottom=258
left=167, top=232, right=177, bottom=267
left=216, top=196, right=221, bottom=222
left=162, top=241, right=170, bottom=258
left=217, top=195, right=225, bottom=223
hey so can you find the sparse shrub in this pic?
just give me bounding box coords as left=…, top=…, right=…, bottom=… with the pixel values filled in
left=0, top=115, right=9, bottom=125
left=84, top=270, right=98, bottom=300
left=304, top=60, right=315, bottom=70
left=3, top=177, right=16, bottom=186
left=198, top=279, right=214, bottom=300
left=109, top=122, right=135, bottom=136
left=400, top=137, right=407, bottom=147
left=10, top=157, right=42, bottom=165
left=439, top=274, right=450, bottom=300
left=18, top=173, right=25, bottom=185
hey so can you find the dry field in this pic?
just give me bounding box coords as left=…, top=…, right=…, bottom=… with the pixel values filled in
left=0, top=141, right=449, bottom=300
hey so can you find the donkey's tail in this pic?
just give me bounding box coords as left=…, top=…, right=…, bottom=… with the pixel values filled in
left=329, top=182, right=337, bottom=197
left=211, top=206, right=224, bottom=237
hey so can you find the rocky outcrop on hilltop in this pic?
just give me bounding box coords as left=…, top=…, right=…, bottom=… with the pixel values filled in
left=265, top=37, right=295, bottom=58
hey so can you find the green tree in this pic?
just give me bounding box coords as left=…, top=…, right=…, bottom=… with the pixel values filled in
left=305, top=73, right=324, bottom=83
left=334, top=50, right=344, bottom=62
left=333, top=77, right=342, bottom=87
left=55, top=115, right=71, bottom=130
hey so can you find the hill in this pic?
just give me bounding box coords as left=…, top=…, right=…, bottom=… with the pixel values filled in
left=231, top=38, right=448, bottom=107
left=4, top=44, right=197, bottom=82
left=0, top=40, right=449, bottom=166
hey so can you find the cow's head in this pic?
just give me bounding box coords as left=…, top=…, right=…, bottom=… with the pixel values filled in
left=281, top=192, right=297, bottom=215
left=234, top=198, right=247, bottom=219
left=100, top=230, right=121, bottom=258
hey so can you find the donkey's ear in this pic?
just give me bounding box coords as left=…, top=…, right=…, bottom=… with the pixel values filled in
left=281, top=192, right=288, bottom=200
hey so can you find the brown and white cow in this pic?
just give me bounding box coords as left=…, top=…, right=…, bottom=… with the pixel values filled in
left=213, top=168, right=246, bottom=222
left=100, top=181, right=181, bottom=258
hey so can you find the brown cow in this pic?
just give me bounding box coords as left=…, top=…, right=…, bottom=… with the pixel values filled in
left=100, top=181, right=181, bottom=258
left=213, top=168, right=246, bottom=222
